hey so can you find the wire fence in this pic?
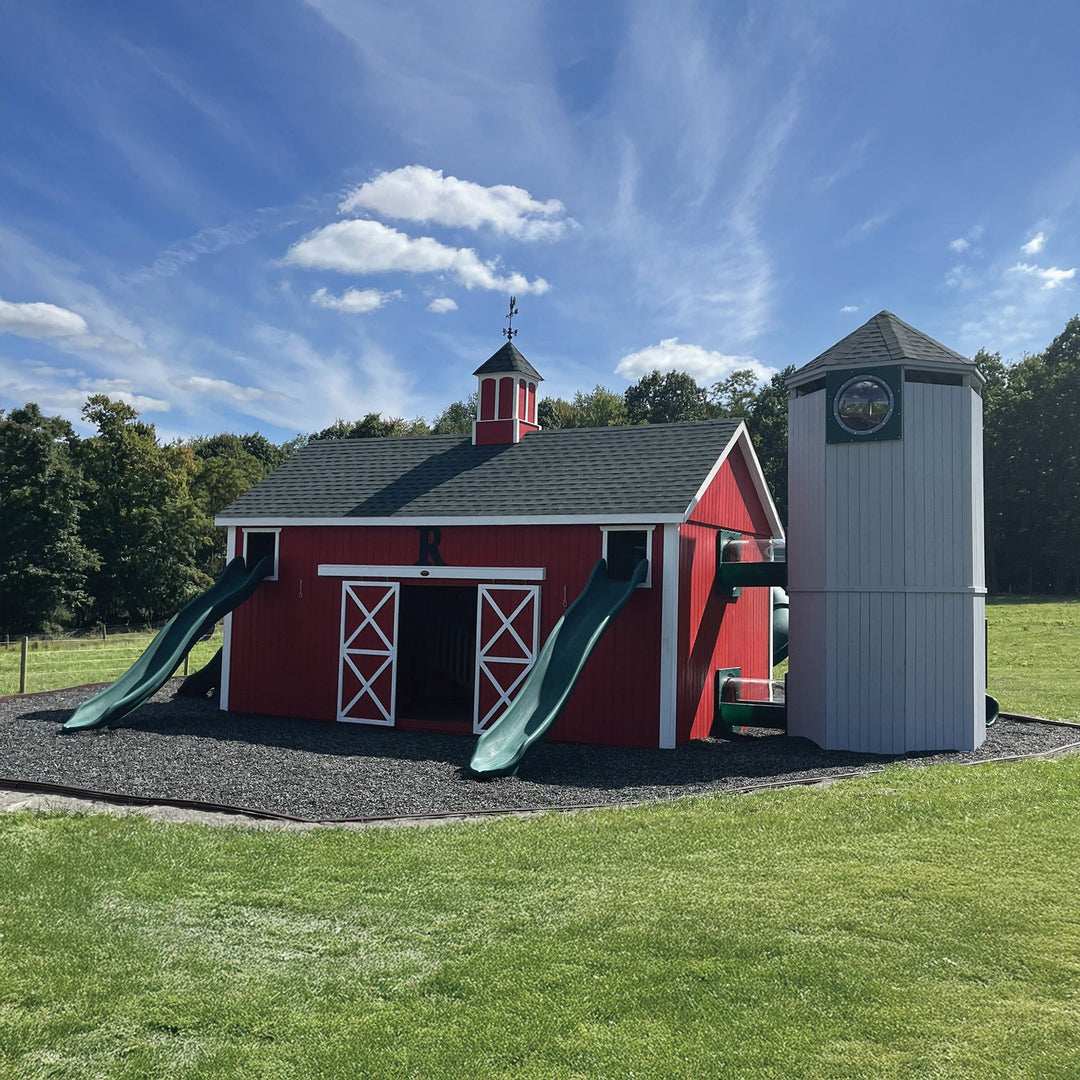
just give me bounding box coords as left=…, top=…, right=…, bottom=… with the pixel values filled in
left=0, top=625, right=225, bottom=697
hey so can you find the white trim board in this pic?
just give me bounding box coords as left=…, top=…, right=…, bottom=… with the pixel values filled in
left=220, top=525, right=237, bottom=712
left=318, top=564, right=546, bottom=581
left=217, top=513, right=685, bottom=528
left=658, top=523, right=680, bottom=749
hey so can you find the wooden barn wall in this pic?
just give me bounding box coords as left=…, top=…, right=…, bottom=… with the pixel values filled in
left=689, top=442, right=773, bottom=535
left=677, top=445, right=774, bottom=742
left=227, top=523, right=664, bottom=747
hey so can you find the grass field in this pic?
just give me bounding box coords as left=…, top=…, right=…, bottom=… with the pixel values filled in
left=984, top=598, right=1079, bottom=720
left=1, top=599, right=1078, bottom=1077
left=2, top=757, right=1079, bottom=1079
left=0, top=628, right=224, bottom=697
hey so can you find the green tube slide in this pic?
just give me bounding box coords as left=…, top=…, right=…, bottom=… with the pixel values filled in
left=469, top=558, right=648, bottom=778
left=63, top=555, right=273, bottom=731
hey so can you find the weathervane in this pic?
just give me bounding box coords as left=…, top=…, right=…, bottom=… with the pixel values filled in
left=502, top=295, right=519, bottom=341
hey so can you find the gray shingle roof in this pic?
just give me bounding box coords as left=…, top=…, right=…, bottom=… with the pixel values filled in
left=791, top=311, right=973, bottom=386
left=472, top=341, right=543, bottom=381
left=217, top=420, right=743, bottom=522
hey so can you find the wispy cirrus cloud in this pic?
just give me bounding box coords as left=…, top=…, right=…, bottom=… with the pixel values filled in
left=0, top=297, right=88, bottom=338
left=615, top=337, right=775, bottom=382
left=340, top=166, right=572, bottom=240
left=130, top=210, right=299, bottom=282
left=310, top=286, right=402, bottom=313
left=283, top=219, right=550, bottom=294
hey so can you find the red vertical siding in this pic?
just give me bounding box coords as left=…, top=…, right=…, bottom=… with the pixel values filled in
left=480, top=378, right=496, bottom=420
left=498, top=377, right=514, bottom=418
left=676, top=445, right=776, bottom=742
left=228, top=522, right=664, bottom=747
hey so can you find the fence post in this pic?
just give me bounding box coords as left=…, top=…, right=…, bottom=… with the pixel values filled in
left=183, top=654, right=190, bottom=677
left=101, top=622, right=106, bottom=643
left=20, top=636, right=28, bottom=694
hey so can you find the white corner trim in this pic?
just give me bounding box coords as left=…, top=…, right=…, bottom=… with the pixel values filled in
left=658, top=523, right=680, bottom=749
left=220, top=526, right=237, bottom=712
left=318, top=564, right=546, bottom=581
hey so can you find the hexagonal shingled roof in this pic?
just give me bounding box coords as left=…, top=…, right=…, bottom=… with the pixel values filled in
left=790, top=310, right=974, bottom=386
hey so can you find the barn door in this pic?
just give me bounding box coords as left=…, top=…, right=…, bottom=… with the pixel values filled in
left=338, top=581, right=399, bottom=725
left=474, top=585, right=540, bottom=733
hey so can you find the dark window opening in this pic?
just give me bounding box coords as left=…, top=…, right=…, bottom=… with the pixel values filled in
left=607, top=530, right=648, bottom=581
left=396, top=585, right=477, bottom=723
left=904, top=369, right=963, bottom=386
left=796, top=376, right=826, bottom=396
left=244, top=531, right=277, bottom=576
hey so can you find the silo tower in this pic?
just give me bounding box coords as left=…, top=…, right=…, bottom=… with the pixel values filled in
left=786, top=311, right=988, bottom=753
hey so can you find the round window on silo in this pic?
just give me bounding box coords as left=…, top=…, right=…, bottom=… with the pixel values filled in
left=833, top=375, right=894, bottom=435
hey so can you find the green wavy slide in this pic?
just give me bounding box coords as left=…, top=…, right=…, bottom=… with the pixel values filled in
left=469, top=557, right=648, bottom=778
left=63, top=555, right=273, bottom=731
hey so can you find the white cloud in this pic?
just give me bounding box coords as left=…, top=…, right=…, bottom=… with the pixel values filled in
left=284, top=219, right=550, bottom=294
left=427, top=297, right=457, bottom=313
left=173, top=375, right=291, bottom=404
left=945, top=264, right=980, bottom=289
left=841, top=304, right=858, bottom=313
left=339, top=166, right=570, bottom=240
left=948, top=238, right=969, bottom=253
left=310, top=286, right=401, bottom=313
left=615, top=338, right=775, bottom=383
left=0, top=298, right=88, bottom=338
left=1021, top=231, right=1047, bottom=255
left=1009, top=262, right=1077, bottom=290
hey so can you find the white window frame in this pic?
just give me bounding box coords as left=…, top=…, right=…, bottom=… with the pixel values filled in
left=242, top=527, right=280, bottom=581
left=600, top=525, right=654, bottom=588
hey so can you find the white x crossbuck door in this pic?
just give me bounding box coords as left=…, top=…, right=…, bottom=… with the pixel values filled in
left=338, top=581, right=399, bottom=725
left=474, top=585, right=540, bottom=734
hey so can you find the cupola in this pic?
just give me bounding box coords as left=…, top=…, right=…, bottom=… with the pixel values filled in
left=472, top=340, right=543, bottom=446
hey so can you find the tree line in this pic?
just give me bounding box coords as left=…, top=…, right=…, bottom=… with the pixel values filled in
left=2, top=315, right=1076, bottom=634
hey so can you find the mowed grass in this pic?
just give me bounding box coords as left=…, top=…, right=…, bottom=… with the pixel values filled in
left=0, top=628, right=223, bottom=697
left=3, top=756, right=1080, bottom=1080
left=987, top=597, right=1080, bottom=721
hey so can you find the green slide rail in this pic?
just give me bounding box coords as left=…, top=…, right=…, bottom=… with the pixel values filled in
left=469, top=558, right=648, bottom=778
left=63, top=556, right=273, bottom=731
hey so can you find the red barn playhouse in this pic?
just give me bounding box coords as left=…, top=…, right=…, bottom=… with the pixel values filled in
left=215, top=342, right=784, bottom=749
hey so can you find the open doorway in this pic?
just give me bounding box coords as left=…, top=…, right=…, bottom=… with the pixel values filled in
left=395, top=585, right=477, bottom=723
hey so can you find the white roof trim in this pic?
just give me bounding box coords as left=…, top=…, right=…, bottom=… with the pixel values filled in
left=217, top=513, right=685, bottom=528
left=680, top=422, right=784, bottom=539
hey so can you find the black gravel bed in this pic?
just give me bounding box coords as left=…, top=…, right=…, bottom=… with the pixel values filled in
left=2, top=682, right=1078, bottom=821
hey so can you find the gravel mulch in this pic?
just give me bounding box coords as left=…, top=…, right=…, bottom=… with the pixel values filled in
left=2, top=682, right=1078, bottom=822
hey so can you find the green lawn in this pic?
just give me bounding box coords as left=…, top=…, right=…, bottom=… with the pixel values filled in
left=2, top=757, right=1080, bottom=1079
left=0, top=628, right=223, bottom=697
left=986, top=597, right=1080, bottom=721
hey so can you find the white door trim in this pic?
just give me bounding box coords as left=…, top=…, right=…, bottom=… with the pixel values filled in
left=337, top=581, right=400, bottom=725
left=474, top=584, right=541, bottom=734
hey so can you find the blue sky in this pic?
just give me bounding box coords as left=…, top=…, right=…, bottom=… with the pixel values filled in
left=2, top=0, right=1078, bottom=443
